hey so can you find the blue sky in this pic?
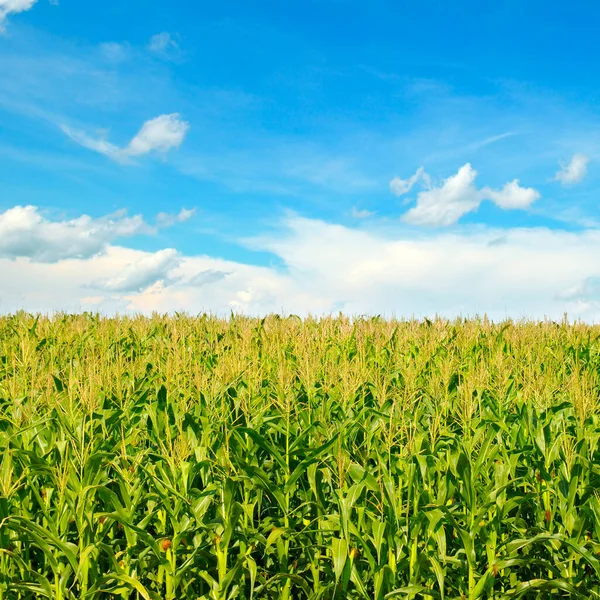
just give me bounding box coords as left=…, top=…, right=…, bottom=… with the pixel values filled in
left=1, top=0, right=600, bottom=319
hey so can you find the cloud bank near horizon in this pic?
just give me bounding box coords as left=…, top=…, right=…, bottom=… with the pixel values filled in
left=2, top=206, right=600, bottom=322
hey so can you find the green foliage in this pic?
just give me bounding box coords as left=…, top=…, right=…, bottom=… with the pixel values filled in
left=1, top=312, right=600, bottom=598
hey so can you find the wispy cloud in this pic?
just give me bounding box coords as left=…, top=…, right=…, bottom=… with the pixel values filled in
left=61, top=113, right=190, bottom=163
left=467, top=131, right=520, bottom=152
left=390, top=166, right=429, bottom=197
left=156, top=207, right=196, bottom=227
left=282, top=154, right=377, bottom=193
left=554, top=153, right=589, bottom=185
left=60, top=126, right=120, bottom=159
left=351, top=207, right=374, bottom=219
left=147, top=32, right=181, bottom=58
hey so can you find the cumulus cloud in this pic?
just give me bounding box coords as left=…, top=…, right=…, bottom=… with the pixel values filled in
left=399, top=163, right=541, bottom=227
left=61, top=114, right=189, bottom=163
left=5, top=215, right=600, bottom=320
left=0, top=0, right=37, bottom=30
left=390, top=166, right=428, bottom=197
left=482, top=180, right=540, bottom=210
left=403, top=164, right=481, bottom=227
left=0, top=205, right=154, bottom=262
left=90, top=248, right=180, bottom=292
left=554, top=154, right=589, bottom=185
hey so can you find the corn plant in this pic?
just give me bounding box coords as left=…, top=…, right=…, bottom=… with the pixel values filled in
left=1, top=312, right=600, bottom=597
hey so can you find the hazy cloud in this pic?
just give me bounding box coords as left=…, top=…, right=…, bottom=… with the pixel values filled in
left=351, top=207, right=374, bottom=219
left=98, top=42, right=130, bottom=63
left=556, top=276, right=600, bottom=301
left=148, top=32, right=179, bottom=55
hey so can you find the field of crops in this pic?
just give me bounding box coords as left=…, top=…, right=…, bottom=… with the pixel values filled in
left=1, top=313, right=600, bottom=598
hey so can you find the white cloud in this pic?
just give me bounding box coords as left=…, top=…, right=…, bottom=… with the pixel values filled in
left=554, top=154, right=589, bottom=185
left=0, top=205, right=154, bottom=262
left=241, top=216, right=600, bottom=320
left=0, top=0, right=37, bottom=30
left=403, top=164, right=481, bottom=227
left=126, top=114, right=189, bottom=157
left=61, top=114, right=189, bottom=163
left=91, top=248, right=180, bottom=292
left=390, top=166, right=428, bottom=197
left=148, top=32, right=179, bottom=54
left=482, top=180, right=540, bottom=210
left=5, top=215, right=600, bottom=320
left=399, top=164, right=541, bottom=227
left=156, top=207, right=196, bottom=227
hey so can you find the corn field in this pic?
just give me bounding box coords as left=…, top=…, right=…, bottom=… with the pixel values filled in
left=1, top=312, right=600, bottom=598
